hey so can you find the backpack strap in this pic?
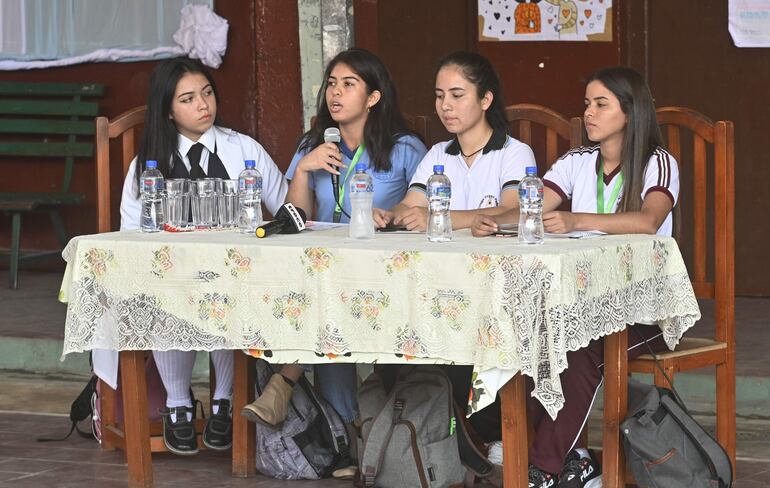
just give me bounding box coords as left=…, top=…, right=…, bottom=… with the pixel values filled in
left=360, top=396, right=401, bottom=487
left=453, top=402, right=494, bottom=481
left=660, top=392, right=733, bottom=487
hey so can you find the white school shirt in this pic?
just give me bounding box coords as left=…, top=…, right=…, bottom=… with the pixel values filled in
left=119, top=125, right=288, bottom=230
left=407, top=130, right=536, bottom=211
left=543, top=145, right=679, bottom=236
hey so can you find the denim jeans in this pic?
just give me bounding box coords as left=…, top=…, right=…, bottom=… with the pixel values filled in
left=313, top=363, right=359, bottom=423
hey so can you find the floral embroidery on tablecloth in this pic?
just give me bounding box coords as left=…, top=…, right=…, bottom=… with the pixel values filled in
left=477, top=316, right=505, bottom=348
left=428, top=290, right=470, bottom=331
left=468, top=253, right=492, bottom=274
left=224, top=248, right=251, bottom=278
left=82, top=248, right=114, bottom=279
left=383, top=250, right=421, bottom=275
left=652, top=240, right=669, bottom=273
left=617, top=244, right=634, bottom=282
left=272, top=291, right=310, bottom=330
left=316, top=321, right=351, bottom=358
left=151, top=246, right=173, bottom=278
left=197, top=270, right=220, bottom=282
left=302, top=247, right=334, bottom=275
left=344, top=290, right=390, bottom=330
left=395, top=325, right=427, bottom=359
left=575, top=260, right=592, bottom=297
left=198, top=293, right=234, bottom=331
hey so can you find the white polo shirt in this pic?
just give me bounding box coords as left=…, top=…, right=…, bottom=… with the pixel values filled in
left=543, top=145, right=679, bottom=236
left=407, top=130, right=536, bottom=211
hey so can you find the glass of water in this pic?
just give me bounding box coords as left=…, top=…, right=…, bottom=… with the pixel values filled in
left=218, top=179, right=239, bottom=229
left=190, top=179, right=218, bottom=229
left=165, top=179, right=189, bottom=229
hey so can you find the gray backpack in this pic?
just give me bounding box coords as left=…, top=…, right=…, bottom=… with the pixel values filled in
left=622, top=378, right=733, bottom=488
left=254, top=359, right=350, bottom=480
left=358, top=366, right=493, bottom=488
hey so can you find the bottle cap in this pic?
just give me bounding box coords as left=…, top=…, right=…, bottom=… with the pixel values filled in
left=433, top=164, right=444, bottom=173
left=355, top=163, right=367, bottom=172
left=525, top=166, right=537, bottom=175
left=245, top=160, right=256, bottom=169
left=146, top=160, right=158, bottom=169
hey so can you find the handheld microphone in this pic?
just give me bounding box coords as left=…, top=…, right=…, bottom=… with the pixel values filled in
left=323, top=127, right=342, bottom=197
left=255, top=203, right=307, bottom=238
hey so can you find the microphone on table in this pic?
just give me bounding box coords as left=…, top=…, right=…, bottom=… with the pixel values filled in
left=323, top=127, right=342, bottom=205
left=255, top=203, right=307, bottom=238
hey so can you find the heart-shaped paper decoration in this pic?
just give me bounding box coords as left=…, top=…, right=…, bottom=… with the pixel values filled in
left=494, top=12, right=500, bottom=20
left=585, top=9, right=592, bottom=18
left=548, top=18, right=553, bottom=24
left=562, top=8, right=570, bottom=18
left=580, top=20, right=585, bottom=25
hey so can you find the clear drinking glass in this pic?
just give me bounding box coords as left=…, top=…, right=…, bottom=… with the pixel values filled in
left=218, top=179, right=239, bottom=229
left=164, top=179, right=189, bottom=229
left=190, top=179, right=218, bottom=229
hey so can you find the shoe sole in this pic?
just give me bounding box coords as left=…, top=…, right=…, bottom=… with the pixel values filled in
left=240, top=406, right=282, bottom=428
left=202, top=436, right=232, bottom=451
left=163, top=437, right=199, bottom=456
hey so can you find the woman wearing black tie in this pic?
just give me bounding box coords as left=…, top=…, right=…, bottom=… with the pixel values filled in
left=118, top=57, right=287, bottom=455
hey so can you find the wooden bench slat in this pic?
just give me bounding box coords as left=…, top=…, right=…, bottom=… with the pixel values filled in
left=0, top=81, right=104, bottom=97
left=0, top=119, right=94, bottom=135
left=0, top=100, right=99, bottom=116
left=0, top=192, right=85, bottom=209
left=0, top=142, right=93, bottom=157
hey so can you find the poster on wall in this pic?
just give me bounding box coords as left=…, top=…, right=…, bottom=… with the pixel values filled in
left=478, top=0, right=612, bottom=42
left=729, top=0, right=770, bottom=47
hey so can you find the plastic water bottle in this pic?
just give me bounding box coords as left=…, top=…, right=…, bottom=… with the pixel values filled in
left=518, top=166, right=544, bottom=245
left=238, top=159, right=263, bottom=234
left=349, top=163, right=374, bottom=239
left=139, top=160, right=165, bottom=232
left=427, top=165, right=452, bottom=242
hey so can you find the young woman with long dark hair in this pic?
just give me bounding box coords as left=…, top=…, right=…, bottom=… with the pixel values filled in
left=118, top=57, right=287, bottom=456
left=471, top=66, right=678, bottom=488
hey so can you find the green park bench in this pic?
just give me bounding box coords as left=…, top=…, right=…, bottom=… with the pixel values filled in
left=0, top=81, right=104, bottom=289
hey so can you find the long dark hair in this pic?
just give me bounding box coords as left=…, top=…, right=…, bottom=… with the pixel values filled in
left=585, top=66, right=662, bottom=213
left=434, top=51, right=508, bottom=133
left=135, top=57, right=222, bottom=191
left=297, top=48, right=410, bottom=172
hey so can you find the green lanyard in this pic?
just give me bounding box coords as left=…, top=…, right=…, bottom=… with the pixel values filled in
left=334, top=144, right=366, bottom=217
left=596, top=155, right=624, bottom=214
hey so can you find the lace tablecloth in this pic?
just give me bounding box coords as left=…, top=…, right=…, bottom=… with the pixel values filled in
left=60, top=227, right=700, bottom=418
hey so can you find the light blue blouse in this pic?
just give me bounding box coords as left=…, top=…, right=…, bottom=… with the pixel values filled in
left=286, top=134, right=427, bottom=223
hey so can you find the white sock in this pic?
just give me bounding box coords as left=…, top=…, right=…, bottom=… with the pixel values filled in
left=210, top=350, right=233, bottom=414
left=153, top=350, right=195, bottom=421
left=575, top=447, right=590, bottom=459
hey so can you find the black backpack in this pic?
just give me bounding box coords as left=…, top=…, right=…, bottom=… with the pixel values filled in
left=37, top=375, right=97, bottom=442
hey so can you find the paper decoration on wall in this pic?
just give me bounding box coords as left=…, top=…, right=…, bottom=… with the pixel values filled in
left=729, top=0, right=770, bottom=47
left=478, top=0, right=612, bottom=42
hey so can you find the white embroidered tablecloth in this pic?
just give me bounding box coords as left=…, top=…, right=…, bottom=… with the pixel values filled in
left=59, top=227, right=700, bottom=419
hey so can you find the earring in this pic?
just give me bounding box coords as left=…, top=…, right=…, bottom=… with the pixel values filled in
left=367, top=106, right=371, bottom=113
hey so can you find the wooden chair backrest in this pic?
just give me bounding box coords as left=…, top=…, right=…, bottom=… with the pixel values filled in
left=95, top=105, right=147, bottom=233
left=505, top=103, right=584, bottom=171
left=656, top=106, right=735, bottom=344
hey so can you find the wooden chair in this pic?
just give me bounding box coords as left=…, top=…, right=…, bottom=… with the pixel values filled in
left=94, top=106, right=215, bottom=478
left=95, top=105, right=146, bottom=233
left=505, top=103, right=584, bottom=171
left=629, top=106, right=736, bottom=469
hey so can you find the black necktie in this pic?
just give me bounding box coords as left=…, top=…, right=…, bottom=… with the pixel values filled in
left=187, top=143, right=206, bottom=180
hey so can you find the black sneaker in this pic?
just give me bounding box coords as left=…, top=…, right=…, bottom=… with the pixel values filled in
left=557, top=450, right=601, bottom=488
left=160, top=406, right=198, bottom=455
left=203, top=399, right=232, bottom=450
left=529, top=464, right=557, bottom=488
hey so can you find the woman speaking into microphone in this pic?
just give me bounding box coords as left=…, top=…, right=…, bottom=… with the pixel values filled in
left=240, top=48, right=426, bottom=479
